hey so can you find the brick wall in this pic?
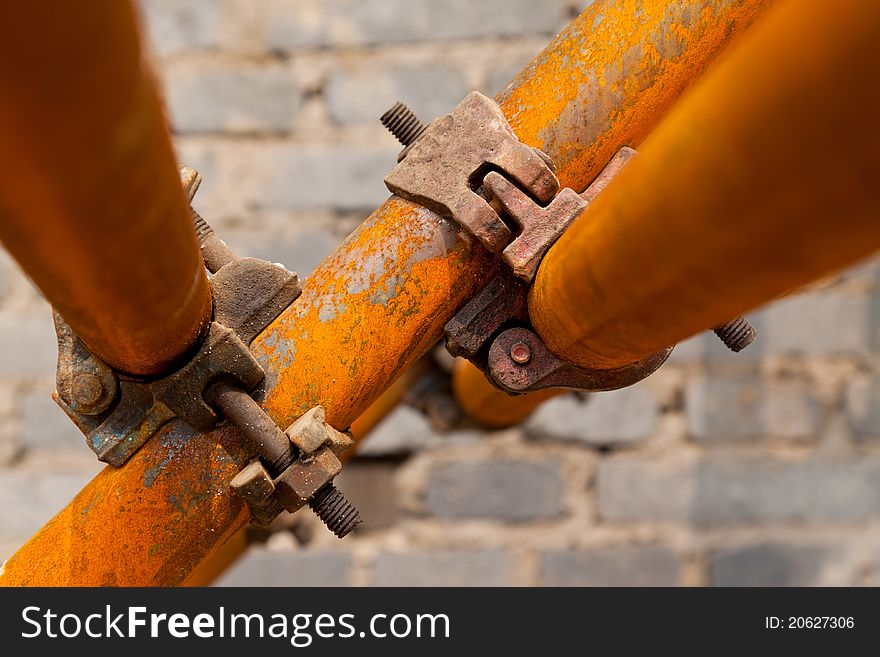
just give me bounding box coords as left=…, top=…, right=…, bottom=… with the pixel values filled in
left=2, top=0, right=880, bottom=587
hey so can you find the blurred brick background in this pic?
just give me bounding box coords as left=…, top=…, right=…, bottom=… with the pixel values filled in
left=3, top=0, right=880, bottom=586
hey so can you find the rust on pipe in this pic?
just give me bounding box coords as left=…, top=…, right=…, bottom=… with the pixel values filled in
left=0, top=1, right=211, bottom=376
left=452, top=360, right=561, bottom=430
left=0, top=0, right=771, bottom=586
left=350, top=358, right=429, bottom=439
left=530, top=0, right=880, bottom=370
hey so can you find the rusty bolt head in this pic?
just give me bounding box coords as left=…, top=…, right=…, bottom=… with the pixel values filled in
left=71, top=373, right=105, bottom=408
left=230, top=460, right=276, bottom=506
left=510, top=341, right=531, bottom=364
left=285, top=405, right=329, bottom=454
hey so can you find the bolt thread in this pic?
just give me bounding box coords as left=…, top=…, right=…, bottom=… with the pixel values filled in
left=191, top=207, right=214, bottom=244
left=713, top=316, right=757, bottom=352
left=309, top=483, right=362, bottom=538
left=380, top=101, right=426, bottom=147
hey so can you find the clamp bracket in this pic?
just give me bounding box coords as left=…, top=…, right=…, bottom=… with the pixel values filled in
left=52, top=169, right=301, bottom=466
left=381, top=93, right=670, bottom=394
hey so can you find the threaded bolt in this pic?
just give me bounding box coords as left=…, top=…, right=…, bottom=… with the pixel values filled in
left=380, top=101, right=427, bottom=147
left=189, top=206, right=237, bottom=273
left=191, top=207, right=214, bottom=243
left=309, top=483, right=362, bottom=538
left=713, top=316, right=757, bottom=352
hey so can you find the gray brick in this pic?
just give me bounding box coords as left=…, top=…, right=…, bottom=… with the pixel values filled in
left=164, top=62, right=300, bottom=134
left=763, top=289, right=873, bottom=355
left=327, top=65, right=468, bottom=126
left=0, top=313, right=57, bottom=378
left=0, top=250, right=13, bottom=303
left=0, top=466, right=99, bottom=544
left=373, top=551, right=512, bottom=586
left=139, top=0, right=224, bottom=56
left=686, top=376, right=819, bottom=443
left=540, top=546, right=681, bottom=586
left=224, top=224, right=339, bottom=278
left=666, top=310, right=767, bottom=364
left=249, top=145, right=397, bottom=212
left=262, top=0, right=572, bottom=50
left=845, top=374, right=880, bottom=438
left=425, top=459, right=564, bottom=522
left=335, top=461, right=400, bottom=530
left=599, top=455, right=880, bottom=526
left=693, top=456, right=880, bottom=526
left=526, top=386, right=657, bottom=447
left=484, top=45, right=544, bottom=96
left=597, top=457, right=694, bottom=523
left=19, top=390, right=84, bottom=452
left=352, top=406, right=443, bottom=457
left=710, top=543, right=848, bottom=587
left=215, top=548, right=351, bottom=587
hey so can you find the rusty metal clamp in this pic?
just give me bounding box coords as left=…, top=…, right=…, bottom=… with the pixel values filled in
left=52, top=167, right=361, bottom=537
left=385, top=91, right=565, bottom=276
left=382, top=95, right=671, bottom=394
left=53, top=168, right=300, bottom=464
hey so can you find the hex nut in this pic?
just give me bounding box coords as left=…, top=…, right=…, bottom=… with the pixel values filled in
left=274, top=446, right=342, bottom=512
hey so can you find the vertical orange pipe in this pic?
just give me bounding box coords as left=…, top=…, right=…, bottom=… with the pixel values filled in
left=0, top=1, right=211, bottom=376
left=530, top=0, right=880, bottom=369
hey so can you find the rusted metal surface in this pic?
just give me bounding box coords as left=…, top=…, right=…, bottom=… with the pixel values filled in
left=53, top=313, right=118, bottom=417
left=0, top=0, right=772, bottom=586
left=187, top=377, right=410, bottom=586
left=485, top=173, right=587, bottom=281
left=489, top=326, right=671, bottom=393
left=380, top=101, right=428, bottom=153
left=445, top=146, right=670, bottom=395
left=499, top=0, right=774, bottom=193
left=445, top=274, right=527, bottom=362
left=0, top=1, right=212, bottom=377
left=385, top=91, right=560, bottom=252
left=530, top=0, right=880, bottom=370
left=208, top=382, right=295, bottom=475
left=349, top=359, right=430, bottom=439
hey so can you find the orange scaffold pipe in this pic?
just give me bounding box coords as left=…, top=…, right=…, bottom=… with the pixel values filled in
left=0, top=0, right=771, bottom=586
